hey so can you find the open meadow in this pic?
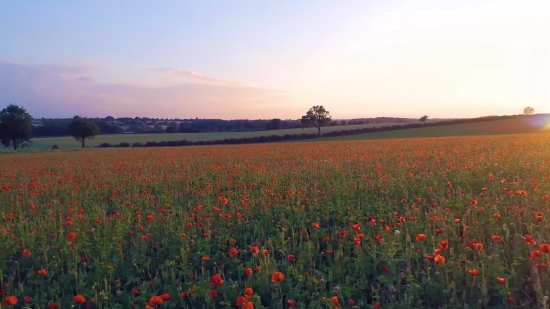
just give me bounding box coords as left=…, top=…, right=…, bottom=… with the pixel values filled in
left=21, top=122, right=429, bottom=152
left=318, top=116, right=550, bottom=142
left=2, top=133, right=550, bottom=309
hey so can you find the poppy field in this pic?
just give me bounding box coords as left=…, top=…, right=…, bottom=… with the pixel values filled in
left=2, top=133, right=550, bottom=309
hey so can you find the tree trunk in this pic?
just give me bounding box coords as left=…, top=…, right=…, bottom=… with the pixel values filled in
left=317, top=126, right=321, bottom=137
left=13, top=139, right=17, bottom=151
left=81, top=138, right=85, bottom=148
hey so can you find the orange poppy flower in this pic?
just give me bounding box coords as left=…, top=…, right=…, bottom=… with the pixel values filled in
left=67, top=232, right=77, bottom=241
left=468, top=269, right=479, bottom=276
left=540, top=244, right=550, bottom=253
left=2, top=296, right=17, bottom=306
left=497, top=277, right=506, bottom=284
left=244, top=287, right=253, bottom=298
left=271, top=271, right=285, bottom=282
left=73, top=295, right=86, bottom=304
left=416, top=234, right=426, bottom=242
left=236, top=296, right=247, bottom=307
left=149, top=296, right=163, bottom=306
left=439, top=240, right=449, bottom=250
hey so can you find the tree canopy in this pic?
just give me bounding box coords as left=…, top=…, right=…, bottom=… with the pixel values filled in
left=302, top=106, right=332, bottom=136
left=0, top=104, right=33, bottom=150
left=523, top=106, right=535, bottom=115
left=68, top=116, right=100, bottom=148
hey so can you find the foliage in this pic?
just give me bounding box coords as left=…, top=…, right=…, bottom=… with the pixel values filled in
left=302, top=106, right=332, bottom=136
left=95, top=114, right=550, bottom=149
left=419, top=115, right=428, bottom=122
left=524, top=106, right=535, bottom=115
left=1, top=133, right=550, bottom=308
left=0, top=104, right=33, bottom=150
left=68, top=116, right=101, bottom=148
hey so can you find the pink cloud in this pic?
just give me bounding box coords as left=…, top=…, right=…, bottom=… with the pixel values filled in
left=0, top=61, right=296, bottom=119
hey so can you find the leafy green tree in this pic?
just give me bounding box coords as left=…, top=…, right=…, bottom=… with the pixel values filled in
left=68, top=116, right=100, bottom=148
left=0, top=104, right=33, bottom=150
left=302, top=105, right=332, bottom=136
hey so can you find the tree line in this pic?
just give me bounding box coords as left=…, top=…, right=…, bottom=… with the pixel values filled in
left=94, top=113, right=541, bottom=149
left=0, top=104, right=537, bottom=150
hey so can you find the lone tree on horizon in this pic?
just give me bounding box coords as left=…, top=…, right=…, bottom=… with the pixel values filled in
left=0, top=104, right=33, bottom=151
left=68, top=116, right=100, bottom=148
left=302, top=105, right=332, bottom=137
left=523, top=106, right=535, bottom=115
left=419, top=115, right=429, bottom=122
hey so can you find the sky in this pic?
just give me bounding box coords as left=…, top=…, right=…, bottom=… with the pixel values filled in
left=1, top=0, right=549, bottom=120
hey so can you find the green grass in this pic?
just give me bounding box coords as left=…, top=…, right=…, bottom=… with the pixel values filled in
left=317, top=116, right=550, bottom=142
left=11, top=121, right=426, bottom=151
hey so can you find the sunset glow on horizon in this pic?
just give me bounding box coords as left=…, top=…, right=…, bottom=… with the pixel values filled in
left=1, top=0, right=549, bottom=120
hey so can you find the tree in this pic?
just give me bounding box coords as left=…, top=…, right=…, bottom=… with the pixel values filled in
left=302, top=106, right=332, bottom=136
left=68, top=116, right=100, bottom=148
left=523, top=106, right=535, bottom=115
left=265, top=118, right=282, bottom=131
left=0, top=104, right=33, bottom=150
left=419, top=115, right=429, bottom=122
left=166, top=121, right=179, bottom=133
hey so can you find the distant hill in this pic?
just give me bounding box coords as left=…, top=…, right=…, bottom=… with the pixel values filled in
left=319, top=114, right=550, bottom=141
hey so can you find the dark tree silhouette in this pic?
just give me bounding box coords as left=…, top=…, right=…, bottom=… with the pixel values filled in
left=419, top=115, right=429, bottom=122
left=302, top=106, right=332, bottom=136
left=68, top=116, right=100, bottom=148
left=0, top=104, right=33, bottom=150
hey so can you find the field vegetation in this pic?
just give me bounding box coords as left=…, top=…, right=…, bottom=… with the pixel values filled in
left=18, top=122, right=425, bottom=151
left=1, top=133, right=550, bottom=309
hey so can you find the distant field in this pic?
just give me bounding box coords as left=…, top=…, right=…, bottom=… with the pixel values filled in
left=13, top=121, right=427, bottom=151
left=316, top=116, right=550, bottom=142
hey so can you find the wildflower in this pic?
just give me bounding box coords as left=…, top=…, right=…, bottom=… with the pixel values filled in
left=67, top=232, right=77, bottom=241
left=48, top=303, right=59, bottom=309
left=244, top=302, right=254, bottom=309
left=416, top=234, right=426, bottom=242
left=210, top=274, right=224, bottom=287
left=2, top=296, right=17, bottom=306
left=73, top=294, right=86, bottom=304
left=244, top=287, right=253, bottom=298
left=236, top=296, right=247, bottom=307
left=271, top=271, right=285, bottom=282
left=540, top=244, right=550, bottom=253
left=497, top=277, right=506, bottom=284
left=37, top=268, right=48, bottom=275
left=210, top=290, right=218, bottom=298
left=159, top=293, right=170, bottom=301
left=468, top=269, right=479, bottom=276
left=149, top=296, right=163, bottom=305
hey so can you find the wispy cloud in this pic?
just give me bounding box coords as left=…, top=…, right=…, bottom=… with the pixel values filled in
left=0, top=61, right=295, bottom=119
left=146, top=67, right=242, bottom=86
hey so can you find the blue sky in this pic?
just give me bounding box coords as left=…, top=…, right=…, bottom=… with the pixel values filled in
left=1, top=0, right=549, bottom=119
